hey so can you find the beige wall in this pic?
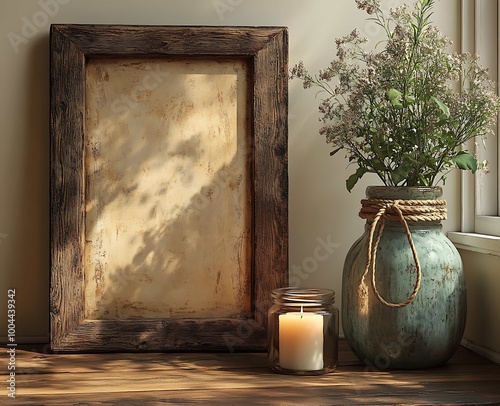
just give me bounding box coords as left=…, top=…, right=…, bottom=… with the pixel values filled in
left=460, top=249, right=500, bottom=355
left=3, top=0, right=491, bottom=346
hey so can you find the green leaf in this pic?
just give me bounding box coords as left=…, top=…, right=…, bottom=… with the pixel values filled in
left=386, top=89, right=403, bottom=107
left=405, top=95, right=416, bottom=105
left=431, top=96, right=450, bottom=118
left=452, top=151, right=478, bottom=173
left=370, top=158, right=386, bottom=172
left=386, top=88, right=401, bottom=100
left=330, top=147, right=342, bottom=156
left=391, top=166, right=411, bottom=185
left=346, top=167, right=368, bottom=193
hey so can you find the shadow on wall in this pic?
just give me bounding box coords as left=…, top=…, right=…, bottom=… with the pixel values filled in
left=55, top=56, right=256, bottom=326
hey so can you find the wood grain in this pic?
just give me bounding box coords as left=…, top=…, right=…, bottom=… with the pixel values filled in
left=50, top=22, right=86, bottom=349
left=50, top=25, right=288, bottom=352
left=3, top=341, right=500, bottom=405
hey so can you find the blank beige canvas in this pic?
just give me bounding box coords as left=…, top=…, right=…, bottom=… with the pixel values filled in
left=84, top=58, right=252, bottom=320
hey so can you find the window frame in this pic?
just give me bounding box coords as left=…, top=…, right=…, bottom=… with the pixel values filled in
left=454, top=0, right=500, bottom=239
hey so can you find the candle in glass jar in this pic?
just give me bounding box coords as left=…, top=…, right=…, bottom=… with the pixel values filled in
left=278, top=307, right=324, bottom=371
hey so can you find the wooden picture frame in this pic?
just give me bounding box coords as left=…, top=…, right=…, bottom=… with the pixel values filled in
left=50, top=25, right=288, bottom=352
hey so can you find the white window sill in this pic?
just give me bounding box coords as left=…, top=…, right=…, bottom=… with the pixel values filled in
left=448, top=232, right=500, bottom=257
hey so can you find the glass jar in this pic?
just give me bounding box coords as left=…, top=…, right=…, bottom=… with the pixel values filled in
left=268, top=287, right=339, bottom=375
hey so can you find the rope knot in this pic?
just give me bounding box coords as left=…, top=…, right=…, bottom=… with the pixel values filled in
left=358, top=197, right=447, bottom=309
left=360, top=198, right=447, bottom=222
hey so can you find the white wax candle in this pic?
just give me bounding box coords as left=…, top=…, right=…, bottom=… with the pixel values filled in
left=279, top=307, right=324, bottom=371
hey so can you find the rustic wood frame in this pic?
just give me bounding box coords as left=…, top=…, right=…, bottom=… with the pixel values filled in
left=50, top=24, right=288, bottom=352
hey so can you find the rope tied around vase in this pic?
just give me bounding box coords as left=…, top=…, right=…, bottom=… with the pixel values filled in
left=358, top=198, right=448, bottom=309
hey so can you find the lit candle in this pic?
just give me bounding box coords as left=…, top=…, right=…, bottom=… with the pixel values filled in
left=278, top=306, right=324, bottom=371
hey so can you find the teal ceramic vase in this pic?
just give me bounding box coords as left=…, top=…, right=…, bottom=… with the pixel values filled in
left=342, top=186, right=466, bottom=369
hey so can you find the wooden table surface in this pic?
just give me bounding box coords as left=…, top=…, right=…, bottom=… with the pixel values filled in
left=3, top=340, right=500, bottom=405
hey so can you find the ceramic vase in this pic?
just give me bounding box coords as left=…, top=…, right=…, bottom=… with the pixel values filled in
left=342, top=186, right=466, bottom=369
